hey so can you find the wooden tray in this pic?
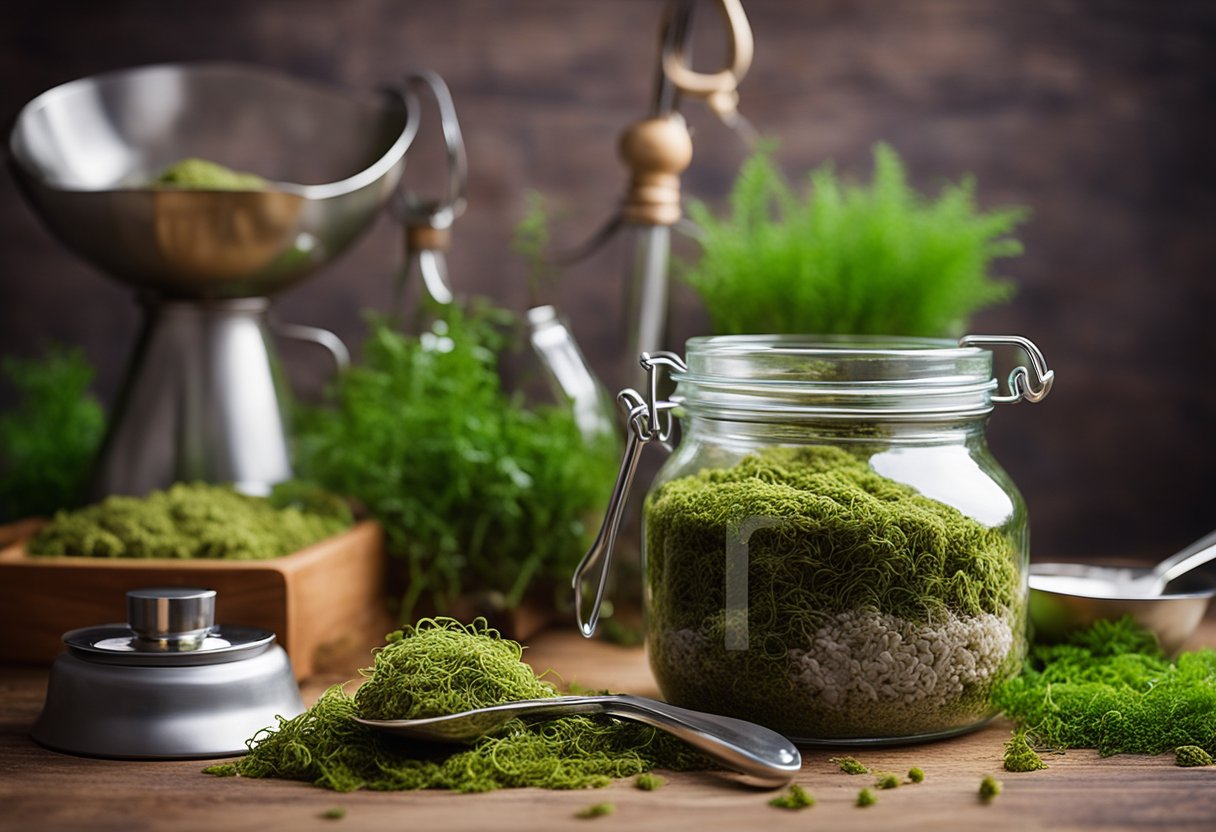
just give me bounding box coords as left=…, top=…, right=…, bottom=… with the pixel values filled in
left=0, top=520, right=386, bottom=679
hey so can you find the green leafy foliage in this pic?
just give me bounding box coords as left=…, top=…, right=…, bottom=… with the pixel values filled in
left=295, top=302, right=616, bottom=618
left=994, top=617, right=1216, bottom=757
left=681, top=143, right=1027, bottom=337
left=0, top=345, right=105, bottom=520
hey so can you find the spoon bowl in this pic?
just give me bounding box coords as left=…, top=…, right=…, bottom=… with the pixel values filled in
left=354, top=693, right=801, bottom=788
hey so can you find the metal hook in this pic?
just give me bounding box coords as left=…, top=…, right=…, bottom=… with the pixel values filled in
left=572, top=352, right=687, bottom=637
left=661, top=0, right=754, bottom=122
left=393, top=69, right=468, bottom=230
left=959, top=334, right=1055, bottom=405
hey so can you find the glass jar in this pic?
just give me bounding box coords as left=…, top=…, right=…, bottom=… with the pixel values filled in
left=575, top=334, right=1054, bottom=744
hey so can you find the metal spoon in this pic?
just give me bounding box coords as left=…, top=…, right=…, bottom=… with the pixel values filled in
left=1029, top=529, right=1216, bottom=653
left=354, top=693, right=801, bottom=787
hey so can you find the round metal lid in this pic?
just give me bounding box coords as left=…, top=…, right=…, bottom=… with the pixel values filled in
left=64, top=623, right=276, bottom=666
left=61, top=587, right=275, bottom=666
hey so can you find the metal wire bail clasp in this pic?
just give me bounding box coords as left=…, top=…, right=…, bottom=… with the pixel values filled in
left=572, top=351, right=687, bottom=637
left=959, top=334, right=1056, bottom=404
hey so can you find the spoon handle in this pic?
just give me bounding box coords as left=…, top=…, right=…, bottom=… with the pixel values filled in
left=601, top=694, right=801, bottom=786
left=1154, top=528, right=1216, bottom=588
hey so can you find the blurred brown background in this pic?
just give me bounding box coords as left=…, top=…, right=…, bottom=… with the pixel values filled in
left=1, top=0, right=1213, bottom=560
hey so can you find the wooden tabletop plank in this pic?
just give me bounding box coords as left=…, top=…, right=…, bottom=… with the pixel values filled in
left=1, top=619, right=1214, bottom=832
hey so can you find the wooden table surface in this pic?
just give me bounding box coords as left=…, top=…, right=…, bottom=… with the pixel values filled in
left=2, top=618, right=1215, bottom=832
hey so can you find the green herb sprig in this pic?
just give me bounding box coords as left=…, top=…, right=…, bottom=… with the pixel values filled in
left=680, top=143, right=1027, bottom=337
left=0, top=345, right=105, bottom=520
left=296, top=301, right=616, bottom=619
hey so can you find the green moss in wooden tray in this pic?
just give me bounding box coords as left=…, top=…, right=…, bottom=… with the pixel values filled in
left=27, top=481, right=351, bottom=559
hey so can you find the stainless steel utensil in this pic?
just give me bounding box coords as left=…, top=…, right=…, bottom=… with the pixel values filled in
left=1029, top=529, right=1216, bottom=653
left=10, top=62, right=417, bottom=298
left=8, top=62, right=419, bottom=497
left=356, top=693, right=801, bottom=787
left=33, top=587, right=304, bottom=759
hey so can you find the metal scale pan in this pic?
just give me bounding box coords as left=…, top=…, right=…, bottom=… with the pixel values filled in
left=8, top=63, right=419, bottom=497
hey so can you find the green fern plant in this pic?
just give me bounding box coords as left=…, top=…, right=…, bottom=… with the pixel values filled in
left=681, top=143, right=1027, bottom=336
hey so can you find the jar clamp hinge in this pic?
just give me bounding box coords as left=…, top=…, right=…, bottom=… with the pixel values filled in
left=573, top=351, right=686, bottom=637
left=959, top=334, right=1055, bottom=405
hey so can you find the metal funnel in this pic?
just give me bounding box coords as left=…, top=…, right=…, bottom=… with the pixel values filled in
left=8, top=62, right=417, bottom=298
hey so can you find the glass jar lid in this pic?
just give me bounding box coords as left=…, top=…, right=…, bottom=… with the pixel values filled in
left=672, top=334, right=1035, bottom=421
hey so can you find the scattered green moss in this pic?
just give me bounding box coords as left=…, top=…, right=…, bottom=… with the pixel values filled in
left=768, top=784, right=814, bottom=810
left=202, top=763, right=237, bottom=776
left=994, top=617, right=1216, bottom=758
left=1003, top=733, right=1048, bottom=772
left=908, top=767, right=925, bottom=783
left=296, top=302, right=617, bottom=619
left=635, top=773, right=665, bottom=791
left=832, top=756, right=869, bottom=775
left=321, top=807, right=346, bottom=820
left=152, top=158, right=266, bottom=190
left=875, top=772, right=900, bottom=790
left=680, top=143, right=1025, bottom=338
left=575, top=803, right=615, bottom=819
left=1175, top=746, right=1214, bottom=767
left=645, top=445, right=1023, bottom=739
left=208, top=618, right=708, bottom=792
left=856, top=787, right=876, bottom=807
left=27, top=482, right=350, bottom=559
left=0, top=345, right=104, bottom=521
left=978, top=775, right=1002, bottom=802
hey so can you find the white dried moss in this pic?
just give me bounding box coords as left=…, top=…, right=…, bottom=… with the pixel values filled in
left=656, top=608, right=1013, bottom=715
left=788, top=609, right=1013, bottom=709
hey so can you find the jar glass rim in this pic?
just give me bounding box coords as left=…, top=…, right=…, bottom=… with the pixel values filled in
left=672, top=334, right=999, bottom=420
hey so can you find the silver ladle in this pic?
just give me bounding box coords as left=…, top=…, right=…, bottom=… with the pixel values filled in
left=355, top=693, right=801, bottom=787
left=1029, top=528, right=1216, bottom=653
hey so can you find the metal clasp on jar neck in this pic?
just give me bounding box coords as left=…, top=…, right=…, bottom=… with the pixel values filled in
left=572, top=351, right=686, bottom=638
left=958, top=335, right=1055, bottom=405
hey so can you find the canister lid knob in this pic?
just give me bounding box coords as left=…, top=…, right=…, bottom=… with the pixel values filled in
left=127, top=587, right=216, bottom=647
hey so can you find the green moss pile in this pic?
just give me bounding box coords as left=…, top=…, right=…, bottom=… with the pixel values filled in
left=206, top=618, right=706, bottom=792
left=1003, top=733, right=1047, bottom=772
left=768, top=784, right=815, bottom=810
left=645, top=445, right=1023, bottom=740
left=27, top=482, right=351, bottom=559
left=1175, top=746, right=1213, bottom=767
left=152, top=158, right=266, bottom=190
left=994, top=617, right=1216, bottom=758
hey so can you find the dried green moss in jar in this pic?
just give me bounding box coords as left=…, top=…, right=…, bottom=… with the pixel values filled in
left=577, top=335, right=1054, bottom=744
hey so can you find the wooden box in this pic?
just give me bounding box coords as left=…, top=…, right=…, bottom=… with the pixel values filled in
left=0, top=520, right=385, bottom=680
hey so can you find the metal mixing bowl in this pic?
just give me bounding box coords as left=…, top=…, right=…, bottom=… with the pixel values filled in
left=9, top=62, right=417, bottom=298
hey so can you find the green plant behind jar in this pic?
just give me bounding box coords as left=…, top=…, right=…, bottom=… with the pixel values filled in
left=680, top=143, right=1028, bottom=337
left=295, top=302, right=617, bottom=621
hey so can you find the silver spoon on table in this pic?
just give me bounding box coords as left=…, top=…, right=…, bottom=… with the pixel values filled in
left=354, top=693, right=801, bottom=787
left=1029, top=528, right=1216, bottom=653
